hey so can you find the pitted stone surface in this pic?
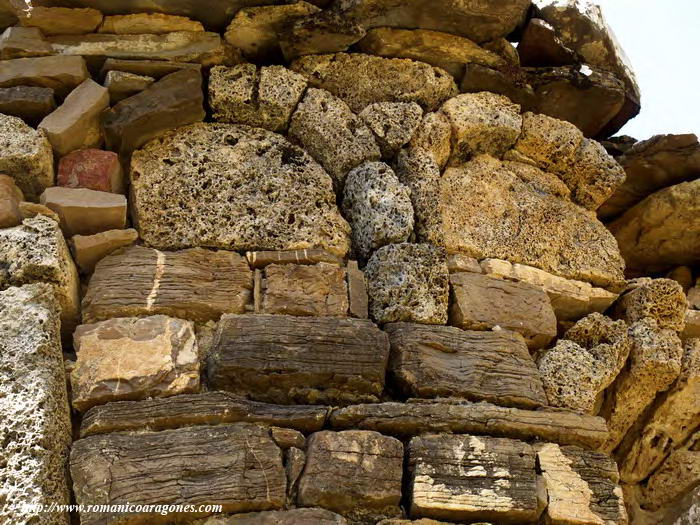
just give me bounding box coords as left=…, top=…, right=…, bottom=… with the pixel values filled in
left=359, top=101, right=424, bottom=159
left=130, top=123, right=351, bottom=256
left=614, top=278, right=688, bottom=332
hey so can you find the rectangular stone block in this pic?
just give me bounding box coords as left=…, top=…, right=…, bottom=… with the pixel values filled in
left=40, top=186, right=127, bottom=237
left=0, top=55, right=89, bottom=98
left=0, top=284, right=71, bottom=525
left=246, top=248, right=343, bottom=268
left=450, top=271, right=557, bottom=349
left=207, top=314, right=389, bottom=405
left=0, top=85, right=55, bottom=126
left=70, top=424, right=286, bottom=525
left=81, top=245, right=253, bottom=323
left=408, top=434, right=540, bottom=523
left=69, top=228, right=138, bottom=274
left=385, top=322, right=547, bottom=408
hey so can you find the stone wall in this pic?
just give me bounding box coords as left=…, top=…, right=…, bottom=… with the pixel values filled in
left=0, top=1, right=698, bottom=524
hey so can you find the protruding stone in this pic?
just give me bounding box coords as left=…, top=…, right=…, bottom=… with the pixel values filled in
left=450, top=272, right=557, bottom=349
left=82, top=244, right=253, bottom=323
left=38, top=78, right=110, bottom=156
left=342, top=162, right=414, bottom=259
left=613, top=278, right=688, bottom=332
left=359, top=102, right=423, bottom=159
left=386, top=322, right=547, bottom=408
left=19, top=6, right=103, bottom=35
left=103, top=70, right=154, bottom=103
left=517, top=18, right=576, bottom=67
left=0, top=55, right=89, bottom=98
left=247, top=249, right=342, bottom=269
left=538, top=313, right=631, bottom=414
left=262, top=262, right=348, bottom=317
left=98, top=13, right=204, bottom=34
left=71, top=315, right=200, bottom=411
left=0, top=26, right=52, bottom=59
left=0, top=284, right=71, bottom=525
left=298, top=431, right=403, bottom=523
left=0, top=173, right=22, bottom=228
left=209, top=64, right=308, bottom=133
left=365, top=243, right=449, bottom=325
left=100, top=57, right=201, bottom=79
left=408, top=434, right=538, bottom=523
left=292, top=53, right=458, bottom=113
left=289, top=87, right=380, bottom=187
left=103, top=68, right=205, bottom=156
left=69, top=228, right=138, bottom=274
left=0, top=215, right=79, bottom=335
left=130, top=123, right=350, bottom=255
left=0, top=85, right=55, bottom=126
left=57, top=148, right=124, bottom=194
left=40, top=187, right=126, bottom=238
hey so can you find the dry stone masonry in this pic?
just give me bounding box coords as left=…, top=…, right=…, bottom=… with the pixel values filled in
left=0, top=1, right=698, bottom=524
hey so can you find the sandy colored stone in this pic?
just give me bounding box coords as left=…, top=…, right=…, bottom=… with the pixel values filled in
left=98, top=13, right=204, bottom=34
left=0, top=26, right=52, bottom=59
left=434, top=155, right=625, bottom=289
left=18, top=201, right=59, bottom=222
left=69, top=229, right=138, bottom=274
left=19, top=6, right=102, bottom=35
left=517, top=18, right=576, bottom=67
left=38, top=78, right=109, bottom=157
left=408, top=110, right=452, bottom=169
left=365, top=243, right=449, bottom=325
left=0, top=215, right=79, bottom=335
left=130, top=123, right=350, bottom=255
left=357, top=27, right=505, bottom=79
left=450, top=272, right=557, bottom=349
left=0, top=284, right=71, bottom=525
left=538, top=313, right=631, bottom=414
left=289, top=87, right=380, bottom=187
left=644, top=446, right=700, bottom=511
left=0, top=55, right=89, bottom=99
left=0, top=113, right=54, bottom=201
left=225, top=2, right=320, bottom=61
left=0, top=173, right=22, bottom=228
left=359, top=101, right=423, bottom=159
left=209, top=64, right=308, bottom=133
left=82, top=244, right=253, bottom=323
left=347, top=260, right=369, bottom=319
left=0, top=85, right=56, bottom=126
left=40, top=186, right=126, bottom=238
left=684, top=310, right=700, bottom=340
left=103, top=70, right=154, bottom=103
left=342, top=161, right=414, bottom=259
left=262, top=262, right=348, bottom=317
left=298, top=430, right=403, bottom=523
left=292, top=52, right=457, bottom=113
left=100, top=57, right=202, bottom=79
left=613, top=278, right=688, bottom=332
left=71, top=315, right=200, bottom=411
left=57, top=148, right=124, bottom=194
left=609, top=179, right=700, bottom=274
left=246, top=249, right=342, bottom=269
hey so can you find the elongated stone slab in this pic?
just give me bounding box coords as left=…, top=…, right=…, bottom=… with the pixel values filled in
left=0, top=55, right=89, bottom=98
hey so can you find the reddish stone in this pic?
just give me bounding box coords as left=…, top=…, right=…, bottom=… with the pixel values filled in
left=57, top=149, right=124, bottom=194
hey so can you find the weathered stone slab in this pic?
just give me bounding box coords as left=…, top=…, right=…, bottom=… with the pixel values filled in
left=19, top=6, right=103, bottom=35
left=100, top=57, right=202, bottom=79
left=0, top=26, right=52, bottom=59
left=0, top=215, right=80, bottom=335
left=292, top=53, right=457, bottom=113
left=450, top=272, right=557, bottom=349
left=298, top=430, right=403, bottom=522
left=408, top=434, right=539, bottom=523
left=70, top=424, right=285, bottom=525
left=0, top=55, right=89, bottom=98
left=103, top=69, right=154, bottom=103
left=0, top=85, right=56, bottom=126
left=80, top=392, right=328, bottom=438
left=40, top=187, right=127, bottom=237
left=57, top=148, right=124, bottom=193
left=208, top=314, right=388, bottom=405
left=102, top=68, right=205, bottom=155
left=0, top=284, right=71, bottom=525
left=262, top=262, right=347, bottom=317
left=69, top=228, right=138, bottom=274
left=98, top=13, right=204, bottom=34
left=130, top=123, right=350, bottom=256
left=330, top=400, right=608, bottom=449
left=0, top=112, right=54, bottom=200
left=386, top=322, right=546, bottom=408
left=247, top=249, right=342, bottom=268
left=82, top=245, right=253, bottom=323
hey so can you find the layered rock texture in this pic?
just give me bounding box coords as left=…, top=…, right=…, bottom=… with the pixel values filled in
left=0, top=1, right=697, bottom=525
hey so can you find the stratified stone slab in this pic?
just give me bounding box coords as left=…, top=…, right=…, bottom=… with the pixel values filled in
left=130, top=123, right=350, bottom=256
left=208, top=314, right=388, bottom=405
left=80, top=392, right=328, bottom=438
left=82, top=245, right=253, bottom=323
left=385, top=322, right=547, bottom=408
left=0, top=55, right=89, bottom=98
left=0, top=284, right=71, bottom=525
left=408, top=434, right=539, bottom=523
left=247, top=249, right=342, bottom=269
left=70, top=424, right=286, bottom=525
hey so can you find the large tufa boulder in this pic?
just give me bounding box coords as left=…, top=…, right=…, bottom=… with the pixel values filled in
left=130, top=123, right=351, bottom=256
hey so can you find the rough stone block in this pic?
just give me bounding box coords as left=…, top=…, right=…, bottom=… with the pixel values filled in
left=19, top=6, right=103, bottom=35
left=207, top=314, right=389, bottom=405
left=82, top=244, right=252, bottom=323
left=71, top=315, right=200, bottom=411
left=613, top=278, right=688, bottom=332
left=408, top=434, right=539, bottom=523
left=98, top=13, right=204, bottom=34
left=0, top=85, right=56, bottom=126
left=70, top=424, right=285, bottom=524
left=359, top=102, right=423, bottom=159
left=643, top=445, right=700, bottom=512
left=69, top=228, right=138, bottom=274
left=0, top=284, right=71, bottom=525
left=262, top=262, right=348, bottom=317
left=365, top=243, right=449, bottom=325
left=298, top=431, right=403, bottom=522
left=0, top=55, right=89, bottom=98
left=449, top=272, right=557, bottom=349
left=386, top=322, right=546, bottom=408
left=103, top=69, right=154, bottom=103
left=57, top=148, right=124, bottom=194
